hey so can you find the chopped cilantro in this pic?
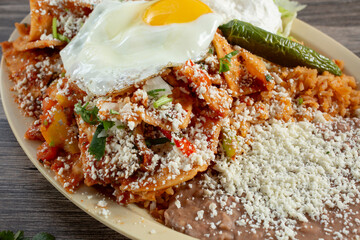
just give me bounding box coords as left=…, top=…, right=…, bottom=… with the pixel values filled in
left=74, top=102, right=99, bottom=125
left=153, top=95, right=172, bottom=109
left=109, top=109, right=119, bottom=115
left=43, top=119, right=48, bottom=126
left=326, top=151, right=330, bottom=154
left=32, top=233, right=55, bottom=240
left=75, top=102, right=120, bottom=160
left=88, top=123, right=106, bottom=160
left=147, top=89, right=165, bottom=98
left=60, top=72, right=65, bottom=78
left=102, top=120, right=115, bottom=130
left=265, top=74, right=273, bottom=82
left=0, top=230, right=17, bottom=240
left=145, top=137, right=173, bottom=147
left=0, top=231, right=55, bottom=240
left=219, top=50, right=239, bottom=73
left=298, top=97, right=304, bottom=105
left=117, top=124, right=126, bottom=129
left=13, top=231, right=24, bottom=240
left=208, top=48, right=214, bottom=54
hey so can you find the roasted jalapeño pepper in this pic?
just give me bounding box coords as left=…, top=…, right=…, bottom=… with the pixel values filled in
left=219, top=20, right=342, bottom=76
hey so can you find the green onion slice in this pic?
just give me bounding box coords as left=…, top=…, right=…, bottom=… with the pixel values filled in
left=110, top=109, right=119, bottom=115
left=52, top=17, right=58, bottom=39
left=51, top=17, right=70, bottom=43
left=298, top=97, right=304, bottom=105
left=147, top=89, right=165, bottom=98
left=57, top=33, right=70, bottom=43
left=153, top=95, right=172, bottom=109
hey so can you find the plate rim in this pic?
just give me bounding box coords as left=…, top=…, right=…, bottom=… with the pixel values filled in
left=0, top=14, right=196, bottom=240
left=1, top=16, right=360, bottom=240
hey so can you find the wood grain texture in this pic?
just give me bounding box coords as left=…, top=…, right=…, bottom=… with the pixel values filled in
left=0, top=0, right=359, bottom=239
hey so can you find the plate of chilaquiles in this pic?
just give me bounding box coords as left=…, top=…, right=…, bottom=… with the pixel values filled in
left=1, top=0, right=360, bottom=239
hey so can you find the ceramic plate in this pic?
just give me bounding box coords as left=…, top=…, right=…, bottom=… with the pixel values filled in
left=1, top=15, right=359, bottom=240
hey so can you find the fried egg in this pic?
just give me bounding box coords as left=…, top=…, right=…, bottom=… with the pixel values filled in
left=61, top=0, right=222, bottom=96
left=203, top=0, right=282, bottom=33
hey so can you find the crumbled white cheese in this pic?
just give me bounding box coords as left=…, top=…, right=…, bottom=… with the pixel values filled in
left=97, top=199, right=108, bottom=208
left=196, top=210, right=204, bottom=221
left=175, top=199, right=181, bottom=209
left=211, top=118, right=360, bottom=239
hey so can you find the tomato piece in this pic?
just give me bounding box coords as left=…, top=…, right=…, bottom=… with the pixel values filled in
left=160, top=129, right=172, bottom=139
left=25, top=121, right=44, bottom=141
left=161, top=129, right=196, bottom=157
left=176, top=60, right=232, bottom=117
left=175, top=137, right=196, bottom=156
left=37, top=142, right=59, bottom=162
left=184, top=60, right=212, bottom=86
left=42, top=98, right=57, bottom=111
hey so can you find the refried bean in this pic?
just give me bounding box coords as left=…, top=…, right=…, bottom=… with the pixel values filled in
left=164, top=118, right=360, bottom=240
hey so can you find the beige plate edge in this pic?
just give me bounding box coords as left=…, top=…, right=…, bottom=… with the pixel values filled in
left=1, top=16, right=360, bottom=240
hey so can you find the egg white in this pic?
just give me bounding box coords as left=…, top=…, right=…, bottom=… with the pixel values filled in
left=60, top=0, right=222, bottom=96
left=203, top=0, right=282, bottom=34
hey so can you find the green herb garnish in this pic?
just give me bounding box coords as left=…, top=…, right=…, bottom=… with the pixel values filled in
left=265, top=74, right=273, bottom=82
left=88, top=123, right=106, bottom=161
left=219, top=50, right=239, bottom=73
left=147, top=89, right=165, bottom=98
left=74, top=102, right=99, bottom=125
left=52, top=17, right=70, bottom=43
left=153, top=95, right=173, bottom=109
left=0, top=230, right=55, bottom=240
left=0, top=230, right=23, bottom=240
left=60, top=72, right=65, bottom=78
left=52, top=17, right=58, bottom=39
left=75, top=102, right=121, bottom=160
left=102, top=120, right=115, bottom=131
left=57, top=34, right=70, bottom=43
left=110, top=109, right=119, bottom=115
left=32, top=233, right=55, bottom=240
left=208, top=48, right=214, bottom=54
left=13, top=231, right=24, bottom=240
left=298, top=97, right=304, bottom=105
left=145, top=137, right=173, bottom=147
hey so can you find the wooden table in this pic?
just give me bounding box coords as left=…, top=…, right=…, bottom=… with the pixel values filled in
left=0, top=0, right=359, bottom=239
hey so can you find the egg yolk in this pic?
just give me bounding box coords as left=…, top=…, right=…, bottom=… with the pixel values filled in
left=143, top=0, right=212, bottom=26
